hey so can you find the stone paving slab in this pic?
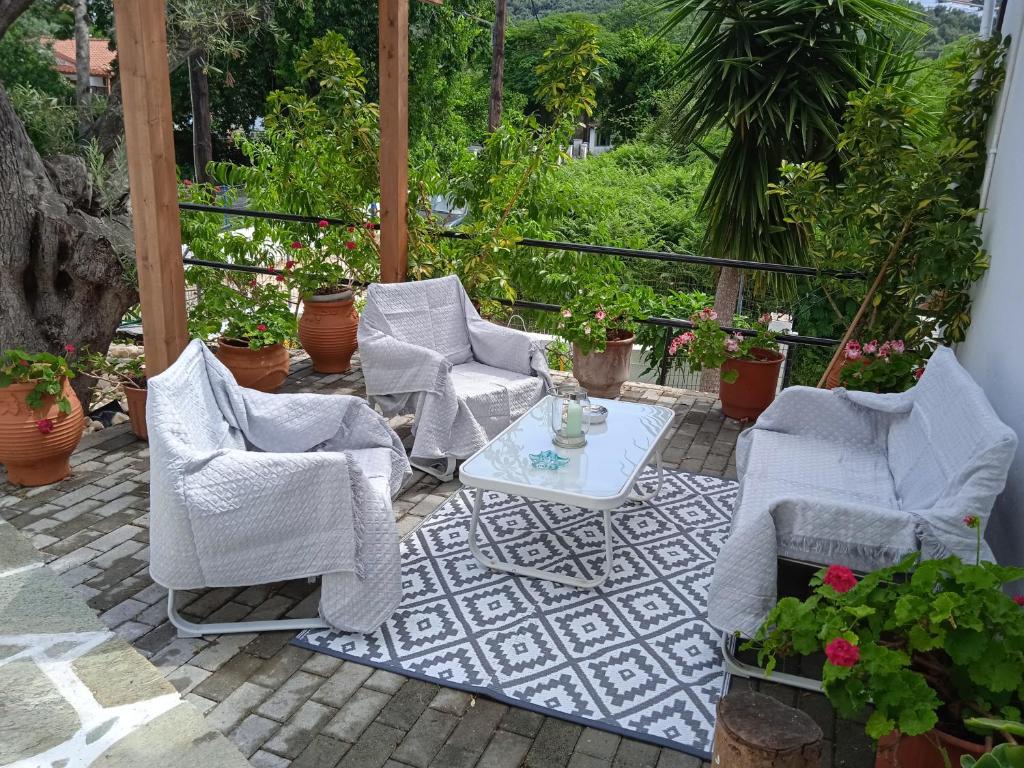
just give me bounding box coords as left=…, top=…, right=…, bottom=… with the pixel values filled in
left=0, top=353, right=877, bottom=768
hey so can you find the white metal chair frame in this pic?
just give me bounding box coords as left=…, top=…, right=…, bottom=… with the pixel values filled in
left=166, top=586, right=329, bottom=638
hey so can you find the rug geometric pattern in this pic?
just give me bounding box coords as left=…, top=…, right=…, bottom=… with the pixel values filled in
left=294, top=470, right=737, bottom=760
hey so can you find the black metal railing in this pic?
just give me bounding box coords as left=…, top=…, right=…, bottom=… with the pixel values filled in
left=177, top=201, right=861, bottom=389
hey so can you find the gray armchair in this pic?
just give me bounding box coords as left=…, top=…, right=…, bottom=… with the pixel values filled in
left=358, top=275, right=552, bottom=480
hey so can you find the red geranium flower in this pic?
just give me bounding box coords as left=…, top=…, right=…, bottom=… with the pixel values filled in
left=36, top=418, right=55, bottom=434
left=285, top=260, right=296, bottom=270
left=275, top=275, right=285, bottom=282
left=1013, top=595, right=1024, bottom=606
left=291, top=241, right=303, bottom=250
left=823, top=565, right=857, bottom=593
left=249, top=279, right=259, bottom=287
left=318, top=219, right=329, bottom=229
left=257, top=324, right=268, bottom=332
left=344, top=241, right=356, bottom=250
left=20, top=359, right=30, bottom=366
left=64, top=343, right=76, bottom=354
left=963, top=515, right=980, bottom=529
left=365, top=221, right=375, bottom=230
left=825, top=638, right=860, bottom=667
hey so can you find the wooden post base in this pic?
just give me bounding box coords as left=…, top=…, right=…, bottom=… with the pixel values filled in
left=712, top=691, right=823, bottom=767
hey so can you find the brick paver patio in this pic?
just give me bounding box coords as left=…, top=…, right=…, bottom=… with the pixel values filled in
left=1, top=353, right=874, bottom=768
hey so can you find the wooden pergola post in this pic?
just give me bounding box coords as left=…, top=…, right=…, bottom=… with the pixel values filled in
left=379, top=0, right=410, bottom=283
left=113, top=0, right=188, bottom=375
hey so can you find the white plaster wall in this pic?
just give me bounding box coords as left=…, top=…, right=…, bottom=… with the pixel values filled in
left=959, top=1, right=1024, bottom=572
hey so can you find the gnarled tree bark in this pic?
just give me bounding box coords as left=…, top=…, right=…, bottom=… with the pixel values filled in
left=0, top=85, right=137, bottom=392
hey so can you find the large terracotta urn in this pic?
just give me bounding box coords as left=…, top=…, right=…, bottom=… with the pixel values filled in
left=719, top=348, right=784, bottom=421
left=215, top=339, right=290, bottom=392
left=571, top=330, right=635, bottom=398
left=0, top=379, right=85, bottom=486
left=876, top=729, right=987, bottom=768
left=122, top=385, right=148, bottom=441
left=299, top=290, right=359, bottom=373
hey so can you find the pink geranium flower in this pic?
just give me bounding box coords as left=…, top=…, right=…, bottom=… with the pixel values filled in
left=863, top=340, right=878, bottom=355
left=595, top=310, right=606, bottom=321
left=963, top=515, right=980, bottom=529
left=825, top=638, right=860, bottom=668
left=878, top=342, right=892, bottom=358
left=844, top=341, right=862, bottom=361
left=824, top=564, right=857, bottom=593
left=724, top=338, right=740, bottom=353
left=318, top=219, right=329, bottom=229
left=64, top=344, right=76, bottom=354
left=890, top=340, right=905, bottom=354
left=669, top=332, right=695, bottom=356
left=1013, top=595, right=1024, bottom=606
left=257, top=324, right=268, bottom=332
left=698, top=308, right=718, bottom=322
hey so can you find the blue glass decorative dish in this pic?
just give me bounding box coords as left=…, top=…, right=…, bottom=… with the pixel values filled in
left=529, top=450, right=570, bottom=470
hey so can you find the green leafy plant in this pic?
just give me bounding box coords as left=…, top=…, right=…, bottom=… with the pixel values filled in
left=187, top=270, right=296, bottom=350
left=555, top=280, right=647, bottom=355
left=0, top=347, right=77, bottom=415
left=961, top=743, right=1024, bottom=768
left=414, top=21, right=607, bottom=312
left=667, top=311, right=778, bottom=383
left=837, top=339, right=928, bottom=393
left=635, top=289, right=714, bottom=377
left=209, top=32, right=384, bottom=287
left=749, top=551, right=1024, bottom=745
left=80, top=353, right=146, bottom=390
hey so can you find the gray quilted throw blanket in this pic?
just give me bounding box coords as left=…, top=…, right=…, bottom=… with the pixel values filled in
left=358, top=275, right=552, bottom=462
left=708, top=346, right=1017, bottom=638
left=147, top=341, right=411, bottom=633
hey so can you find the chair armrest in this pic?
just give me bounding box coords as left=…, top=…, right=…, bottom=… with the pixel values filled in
left=468, top=318, right=534, bottom=376
left=357, top=324, right=452, bottom=397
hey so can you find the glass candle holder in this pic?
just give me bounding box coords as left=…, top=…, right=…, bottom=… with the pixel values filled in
left=550, top=382, right=591, bottom=448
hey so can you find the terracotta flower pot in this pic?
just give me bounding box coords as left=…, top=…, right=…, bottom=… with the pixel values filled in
left=299, top=290, right=359, bottom=373
left=123, top=385, right=148, bottom=441
left=0, top=378, right=85, bottom=486
left=876, top=729, right=987, bottom=768
left=215, top=339, right=290, bottom=393
left=824, top=355, right=868, bottom=389
left=571, top=330, right=635, bottom=398
left=719, top=348, right=784, bottom=422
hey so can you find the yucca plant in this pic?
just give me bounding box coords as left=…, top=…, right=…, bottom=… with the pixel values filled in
left=658, top=0, right=925, bottom=329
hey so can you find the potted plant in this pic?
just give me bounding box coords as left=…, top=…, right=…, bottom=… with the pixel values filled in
left=827, top=338, right=928, bottom=392
left=188, top=269, right=296, bottom=393
left=748, top=527, right=1024, bottom=768
left=558, top=286, right=644, bottom=398
left=81, top=352, right=148, bottom=440
left=668, top=310, right=782, bottom=420
left=283, top=220, right=377, bottom=373
left=0, top=347, right=85, bottom=486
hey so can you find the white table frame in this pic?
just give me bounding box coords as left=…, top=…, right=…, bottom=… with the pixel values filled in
left=460, top=397, right=673, bottom=589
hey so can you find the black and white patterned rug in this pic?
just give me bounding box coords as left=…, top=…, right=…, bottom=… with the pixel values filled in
left=293, top=470, right=737, bottom=759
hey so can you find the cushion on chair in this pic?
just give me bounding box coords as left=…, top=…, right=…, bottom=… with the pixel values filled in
left=450, top=362, right=546, bottom=441
left=742, top=430, right=899, bottom=510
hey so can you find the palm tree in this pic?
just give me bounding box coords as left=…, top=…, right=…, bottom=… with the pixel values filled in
left=659, top=0, right=921, bottom=388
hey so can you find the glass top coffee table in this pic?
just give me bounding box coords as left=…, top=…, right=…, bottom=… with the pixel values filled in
left=459, top=395, right=675, bottom=588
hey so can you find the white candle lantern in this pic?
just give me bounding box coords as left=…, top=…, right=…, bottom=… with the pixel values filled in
left=550, top=382, right=591, bottom=448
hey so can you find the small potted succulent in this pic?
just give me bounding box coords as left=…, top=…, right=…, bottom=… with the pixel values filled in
left=283, top=219, right=377, bottom=374
left=188, top=272, right=297, bottom=393
left=828, top=338, right=928, bottom=393
left=668, top=311, right=782, bottom=420
left=557, top=285, right=644, bottom=398
left=748, top=519, right=1024, bottom=768
left=0, top=347, right=85, bottom=486
left=82, top=352, right=148, bottom=440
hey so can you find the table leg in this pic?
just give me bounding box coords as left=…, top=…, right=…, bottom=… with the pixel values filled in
left=629, top=453, right=664, bottom=503
left=467, top=487, right=614, bottom=589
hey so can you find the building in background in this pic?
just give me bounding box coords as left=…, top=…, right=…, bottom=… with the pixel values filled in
left=42, top=37, right=117, bottom=94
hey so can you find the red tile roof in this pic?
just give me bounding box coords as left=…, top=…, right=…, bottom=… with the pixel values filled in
left=42, top=38, right=116, bottom=78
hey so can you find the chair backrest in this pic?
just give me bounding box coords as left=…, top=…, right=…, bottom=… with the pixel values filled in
left=146, top=340, right=246, bottom=586
left=362, top=275, right=474, bottom=364
left=886, top=346, right=1017, bottom=516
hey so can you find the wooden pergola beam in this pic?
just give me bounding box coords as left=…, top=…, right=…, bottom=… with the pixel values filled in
left=113, top=0, right=188, bottom=375
left=379, top=0, right=410, bottom=283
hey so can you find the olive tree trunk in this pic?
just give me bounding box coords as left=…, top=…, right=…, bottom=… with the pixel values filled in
left=0, top=85, right=137, bottom=381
